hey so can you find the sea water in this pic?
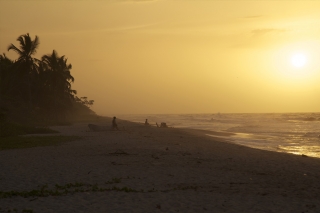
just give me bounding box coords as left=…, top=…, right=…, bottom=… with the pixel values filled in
left=118, top=113, right=320, bottom=158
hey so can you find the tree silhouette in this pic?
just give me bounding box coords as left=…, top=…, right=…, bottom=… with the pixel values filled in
left=0, top=33, right=95, bottom=124
left=0, top=54, right=15, bottom=99
left=41, top=50, right=76, bottom=114
left=7, top=33, right=40, bottom=108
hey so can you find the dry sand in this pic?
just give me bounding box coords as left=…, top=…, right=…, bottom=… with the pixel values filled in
left=1, top=118, right=320, bottom=213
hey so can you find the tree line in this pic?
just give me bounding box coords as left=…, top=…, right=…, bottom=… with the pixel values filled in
left=0, top=33, right=94, bottom=123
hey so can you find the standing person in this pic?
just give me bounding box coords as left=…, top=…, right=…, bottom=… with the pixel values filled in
left=112, top=116, right=119, bottom=130
left=145, top=119, right=150, bottom=126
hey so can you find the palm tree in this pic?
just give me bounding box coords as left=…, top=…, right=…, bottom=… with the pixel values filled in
left=7, top=33, right=40, bottom=107
left=41, top=50, right=76, bottom=115
left=8, top=33, right=40, bottom=71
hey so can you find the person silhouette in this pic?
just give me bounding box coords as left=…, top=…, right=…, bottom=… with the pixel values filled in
left=145, top=119, right=150, bottom=126
left=112, top=116, right=119, bottom=130
left=156, top=122, right=168, bottom=128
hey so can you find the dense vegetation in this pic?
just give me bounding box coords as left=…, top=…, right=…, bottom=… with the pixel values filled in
left=0, top=33, right=95, bottom=126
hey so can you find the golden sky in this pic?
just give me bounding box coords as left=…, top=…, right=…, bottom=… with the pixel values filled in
left=1, top=0, right=320, bottom=114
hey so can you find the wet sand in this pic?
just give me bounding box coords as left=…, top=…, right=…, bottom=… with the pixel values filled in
left=0, top=118, right=320, bottom=212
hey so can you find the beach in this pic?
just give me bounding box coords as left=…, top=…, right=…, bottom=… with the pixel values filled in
left=1, top=118, right=320, bottom=213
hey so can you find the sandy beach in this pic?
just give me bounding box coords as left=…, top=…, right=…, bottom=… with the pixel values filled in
left=1, top=118, right=320, bottom=213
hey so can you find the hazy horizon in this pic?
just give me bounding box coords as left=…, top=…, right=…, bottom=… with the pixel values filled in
left=1, top=0, right=320, bottom=115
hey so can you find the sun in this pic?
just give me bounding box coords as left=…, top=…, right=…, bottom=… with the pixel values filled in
left=290, top=53, right=307, bottom=68
left=271, top=41, right=320, bottom=82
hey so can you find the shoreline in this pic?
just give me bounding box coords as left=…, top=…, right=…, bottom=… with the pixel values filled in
left=133, top=120, right=320, bottom=159
left=1, top=118, right=320, bottom=212
left=118, top=113, right=320, bottom=159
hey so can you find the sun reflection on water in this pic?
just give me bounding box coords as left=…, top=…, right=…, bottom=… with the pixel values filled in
left=278, top=145, right=320, bottom=158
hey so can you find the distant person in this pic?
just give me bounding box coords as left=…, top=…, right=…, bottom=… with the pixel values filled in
left=145, top=119, right=150, bottom=126
left=156, top=122, right=168, bottom=128
left=112, top=116, right=119, bottom=130
left=161, top=122, right=168, bottom=128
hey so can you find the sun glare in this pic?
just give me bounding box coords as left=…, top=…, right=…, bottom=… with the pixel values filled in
left=271, top=41, right=320, bottom=82
left=291, top=53, right=307, bottom=68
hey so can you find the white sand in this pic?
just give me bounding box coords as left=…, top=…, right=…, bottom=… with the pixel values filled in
left=1, top=118, right=320, bottom=212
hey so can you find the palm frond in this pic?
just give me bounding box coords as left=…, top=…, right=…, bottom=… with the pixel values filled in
left=7, top=44, right=23, bottom=55
left=30, top=35, right=40, bottom=55
left=16, top=35, right=26, bottom=52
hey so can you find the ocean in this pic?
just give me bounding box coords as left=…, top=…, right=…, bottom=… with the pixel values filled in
left=118, top=113, right=320, bottom=158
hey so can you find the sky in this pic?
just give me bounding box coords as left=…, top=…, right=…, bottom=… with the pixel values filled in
left=1, top=0, right=320, bottom=115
